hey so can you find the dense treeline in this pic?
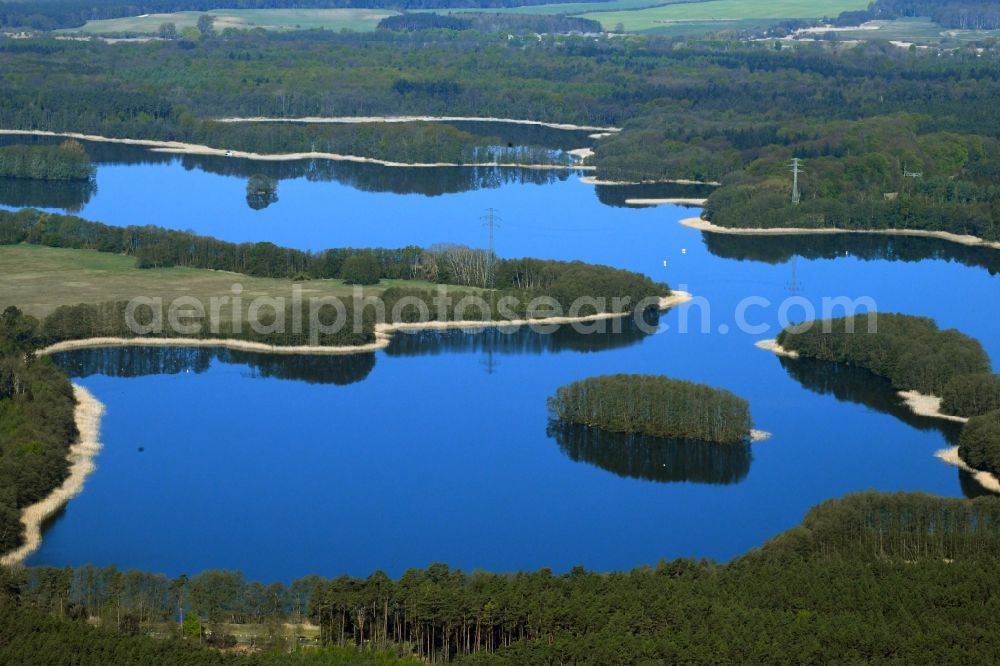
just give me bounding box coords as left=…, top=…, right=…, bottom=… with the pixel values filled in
left=776, top=313, right=993, bottom=398
left=701, top=114, right=1000, bottom=241
left=836, top=0, right=1000, bottom=30
left=548, top=374, right=753, bottom=444
left=3, top=493, right=1000, bottom=663
left=0, top=307, right=78, bottom=554
left=942, top=372, right=1000, bottom=417
left=378, top=12, right=602, bottom=34
left=0, top=0, right=599, bottom=31
left=958, top=409, right=1000, bottom=477
left=0, top=140, right=94, bottom=181
left=37, top=299, right=376, bottom=348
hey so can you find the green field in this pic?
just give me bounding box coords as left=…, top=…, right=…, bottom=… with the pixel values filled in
left=447, top=0, right=701, bottom=17
left=62, top=8, right=398, bottom=35
left=0, top=244, right=426, bottom=322
left=577, top=0, right=869, bottom=32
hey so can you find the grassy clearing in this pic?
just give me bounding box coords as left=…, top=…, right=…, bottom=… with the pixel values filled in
left=579, top=0, right=869, bottom=32
left=62, top=9, right=398, bottom=35
left=0, top=244, right=432, bottom=322
left=447, top=0, right=698, bottom=17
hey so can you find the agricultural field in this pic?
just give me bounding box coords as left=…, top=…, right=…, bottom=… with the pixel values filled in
left=448, top=0, right=703, bottom=17
left=60, top=8, right=399, bottom=35
left=576, top=0, right=870, bottom=32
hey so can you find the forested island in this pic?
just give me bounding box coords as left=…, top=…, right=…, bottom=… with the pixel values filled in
left=774, top=314, right=1000, bottom=481
left=548, top=374, right=753, bottom=444
left=775, top=313, right=994, bottom=402
left=0, top=141, right=94, bottom=182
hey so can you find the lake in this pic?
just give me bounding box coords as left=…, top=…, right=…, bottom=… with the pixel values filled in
left=8, top=137, right=999, bottom=582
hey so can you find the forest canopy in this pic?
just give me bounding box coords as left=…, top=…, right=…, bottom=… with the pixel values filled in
left=548, top=374, right=753, bottom=444
left=776, top=313, right=994, bottom=399
left=0, top=141, right=94, bottom=182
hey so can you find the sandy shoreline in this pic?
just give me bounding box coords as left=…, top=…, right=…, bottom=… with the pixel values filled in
left=935, top=447, right=1000, bottom=494
left=0, top=129, right=594, bottom=171
left=897, top=390, right=969, bottom=424
left=750, top=429, right=772, bottom=442
left=626, top=198, right=707, bottom=207
left=680, top=216, right=1000, bottom=251
left=38, top=292, right=693, bottom=358
left=0, top=385, right=105, bottom=565
left=754, top=339, right=799, bottom=359
left=215, top=116, right=622, bottom=133
left=579, top=176, right=720, bottom=187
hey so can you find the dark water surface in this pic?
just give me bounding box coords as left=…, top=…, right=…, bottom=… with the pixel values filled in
left=12, top=140, right=998, bottom=581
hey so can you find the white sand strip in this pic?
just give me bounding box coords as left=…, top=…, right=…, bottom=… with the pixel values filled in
left=38, top=292, right=693, bottom=358
left=579, top=176, right=720, bottom=186
left=680, top=217, right=1000, bottom=251
left=936, top=447, right=1000, bottom=494
left=897, top=391, right=969, bottom=424
left=214, top=116, right=622, bottom=133
left=1, top=385, right=105, bottom=565
left=0, top=129, right=594, bottom=171
left=626, top=198, right=707, bottom=206
left=754, top=339, right=799, bottom=359
left=750, top=429, right=772, bottom=442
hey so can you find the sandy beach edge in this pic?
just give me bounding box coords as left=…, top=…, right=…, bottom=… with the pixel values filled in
left=0, top=384, right=105, bottom=566
left=897, top=390, right=970, bottom=424
left=935, top=447, right=1000, bottom=494
left=679, top=216, right=1000, bottom=251
left=215, top=116, right=622, bottom=133
left=626, top=198, right=708, bottom=207
left=754, top=339, right=799, bottom=359
left=579, top=176, right=720, bottom=187
left=750, top=429, right=772, bottom=442
left=0, top=129, right=593, bottom=171
left=37, top=292, right=693, bottom=358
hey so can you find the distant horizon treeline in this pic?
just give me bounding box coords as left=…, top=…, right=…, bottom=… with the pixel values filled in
left=0, top=0, right=601, bottom=31
left=0, top=140, right=94, bottom=182
left=548, top=374, right=753, bottom=444
left=4, top=492, right=1000, bottom=663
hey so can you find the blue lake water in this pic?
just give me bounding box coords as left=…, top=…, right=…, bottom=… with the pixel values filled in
left=11, top=143, right=999, bottom=582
